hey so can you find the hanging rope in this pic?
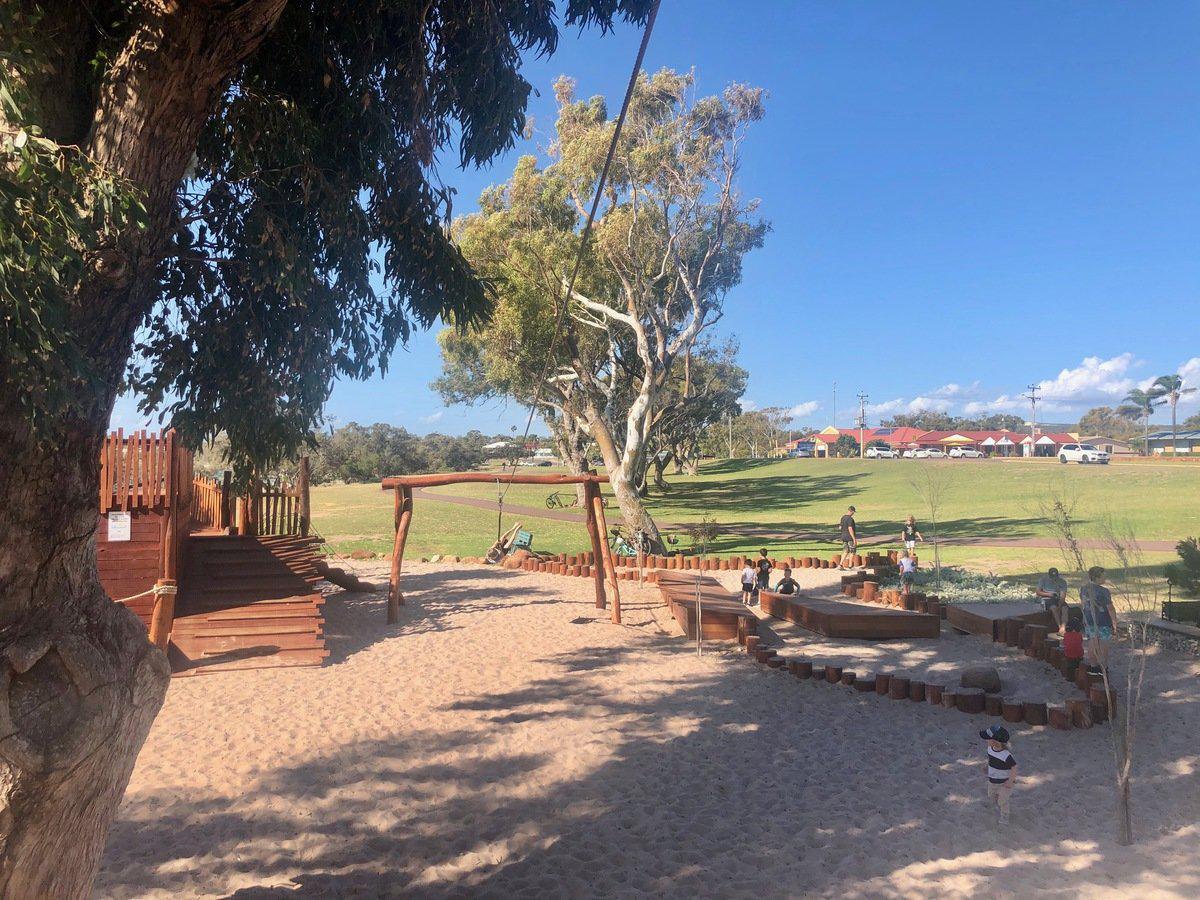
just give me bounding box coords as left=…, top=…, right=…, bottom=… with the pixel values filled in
left=497, top=0, right=663, bottom=510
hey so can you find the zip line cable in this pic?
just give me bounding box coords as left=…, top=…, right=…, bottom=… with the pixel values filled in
left=493, top=0, right=663, bottom=533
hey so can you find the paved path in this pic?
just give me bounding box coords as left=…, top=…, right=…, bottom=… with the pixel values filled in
left=412, top=487, right=1177, bottom=552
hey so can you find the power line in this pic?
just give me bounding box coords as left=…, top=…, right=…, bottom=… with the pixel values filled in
left=496, top=0, right=663, bottom=517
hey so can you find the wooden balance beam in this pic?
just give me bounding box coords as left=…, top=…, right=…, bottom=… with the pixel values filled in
left=760, top=590, right=941, bottom=640
left=656, top=574, right=757, bottom=641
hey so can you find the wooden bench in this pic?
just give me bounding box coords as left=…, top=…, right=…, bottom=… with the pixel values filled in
left=760, top=591, right=940, bottom=640
left=945, top=601, right=1056, bottom=638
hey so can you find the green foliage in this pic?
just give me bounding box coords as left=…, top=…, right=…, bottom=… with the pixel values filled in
left=308, top=423, right=488, bottom=484
left=833, top=434, right=860, bottom=457
left=0, top=11, right=144, bottom=428
left=1077, top=406, right=1138, bottom=442
left=1165, top=537, right=1200, bottom=596
left=880, top=411, right=1025, bottom=431
left=4, top=0, right=652, bottom=479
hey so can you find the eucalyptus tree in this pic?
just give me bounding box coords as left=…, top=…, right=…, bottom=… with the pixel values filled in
left=0, top=1, right=650, bottom=892
left=441, top=69, right=767, bottom=547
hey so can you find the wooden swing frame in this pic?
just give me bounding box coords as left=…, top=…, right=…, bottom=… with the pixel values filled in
left=381, top=472, right=622, bottom=624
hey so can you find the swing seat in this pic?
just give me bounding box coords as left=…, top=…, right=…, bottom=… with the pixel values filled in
left=510, top=529, right=534, bottom=551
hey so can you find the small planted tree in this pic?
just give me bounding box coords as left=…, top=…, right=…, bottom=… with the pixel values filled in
left=908, top=464, right=953, bottom=589
left=1041, top=495, right=1156, bottom=845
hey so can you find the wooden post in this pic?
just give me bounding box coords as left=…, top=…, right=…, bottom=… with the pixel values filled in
left=297, top=455, right=311, bottom=537
left=147, top=579, right=176, bottom=651
left=220, top=470, right=232, bottom=531
left=591, top=488, right=621, bottom=624
left=388, top=485, right=413, bottom=624
left=161, top=432, right=179, bottom=582
left=583, top=481, right=607, bottom=610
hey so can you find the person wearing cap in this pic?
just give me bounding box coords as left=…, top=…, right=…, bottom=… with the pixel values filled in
left=1035, top=566, right=1070, bottom=631
left=1080, top=565, right=1119, bottom=673
left=838, top=505, right=858, bottom=569
left=980, top=725, right=1017, bottom=825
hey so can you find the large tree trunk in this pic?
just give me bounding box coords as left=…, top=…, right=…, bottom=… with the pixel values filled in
left=0, top=2, right=287, bottom=894
left=585, top=400, right=663, bottom=552
left=651, top=450, right=671, bottom=492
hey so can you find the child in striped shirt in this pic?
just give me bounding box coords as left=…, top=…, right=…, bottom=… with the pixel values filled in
left=980, top=725, right=1017, bottom=825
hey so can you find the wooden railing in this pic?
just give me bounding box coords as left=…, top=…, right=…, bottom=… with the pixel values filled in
left=192, top=474, right=227, bottom=530
left=100, top=429, right=176, bottom=513
left=232, top=457, right=311, bottom=537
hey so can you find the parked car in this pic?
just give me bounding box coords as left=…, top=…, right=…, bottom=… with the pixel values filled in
left=914, top=448, right=947, bottom=459
left=1059, top=443, right=1110, bottom=465
left=865, top=446, right=895, bottom=459
left=949, top=447, right=984, bottom=459
left=902, top=448, right=918, bottom=459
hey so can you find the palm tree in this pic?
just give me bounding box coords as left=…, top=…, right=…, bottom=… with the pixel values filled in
left=1150, top=375, right=1197, bottom=457
left=1118, top=387, right=1163, bottom=455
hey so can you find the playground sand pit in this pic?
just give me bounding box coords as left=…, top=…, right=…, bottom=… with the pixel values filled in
left=98, top=562, right=1200, bottom=898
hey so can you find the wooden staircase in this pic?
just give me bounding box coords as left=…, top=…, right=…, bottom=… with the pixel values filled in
left=170, top=534, right=329, bottom=675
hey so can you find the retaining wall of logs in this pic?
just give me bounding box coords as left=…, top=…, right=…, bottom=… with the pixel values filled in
left=739, top=600, right=1117, bottom=733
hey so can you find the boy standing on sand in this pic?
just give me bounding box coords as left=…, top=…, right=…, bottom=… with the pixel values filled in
left=980, top=725, right=1017, bottom=825
left=740, top=561, right=757, bottom=606
left=1080, top=565, right=1119, bottom=674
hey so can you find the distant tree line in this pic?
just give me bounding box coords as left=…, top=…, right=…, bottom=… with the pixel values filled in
left=879, top=412, right=1026, bottom=432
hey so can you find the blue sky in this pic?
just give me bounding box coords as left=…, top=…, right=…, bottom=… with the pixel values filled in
left=113, top=1, right=1200, bottom=435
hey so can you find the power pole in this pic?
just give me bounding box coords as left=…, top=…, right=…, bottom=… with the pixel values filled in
left=1022, top=383, right=1041, bottom=458
left=832, top=381, right=838, bottom=426
left=856, top=391, right=869, bottom=458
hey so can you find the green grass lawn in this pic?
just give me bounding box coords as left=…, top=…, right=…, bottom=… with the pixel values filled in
left=311, top=457, right=1194, bottom=581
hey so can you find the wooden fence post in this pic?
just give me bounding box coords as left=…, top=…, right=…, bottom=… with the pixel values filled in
left=148, top=579, right=176, bottom=651
left=388, top=485, right=413, bottom=624
left=298, top=455, right=311, bottom=537
left=220, top=470, right=232, bottom=531
left=583, top=481, right=607, bottom=610
left=591, top=486, right=621, bottom=625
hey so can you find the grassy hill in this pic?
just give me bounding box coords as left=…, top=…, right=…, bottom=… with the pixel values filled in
left=311, top=457, right=1197, bottom=580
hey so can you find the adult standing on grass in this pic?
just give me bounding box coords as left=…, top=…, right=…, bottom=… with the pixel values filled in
left=899, top=515, right=924, bottom=554
left=839, top=505, right=858, bottom=569
left=1035, top=566, right=1069, bottom=632
left=1081, top=566, right=1119, bottom=673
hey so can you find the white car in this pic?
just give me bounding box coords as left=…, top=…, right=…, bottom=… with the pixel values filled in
left=1059, top=443, right=1110, bottom=465
left=902, top=449, right=918, bottom=459
left=914, top=448, right=946, bottom=459
left=949, top=447, right=984, bottom=459
left=865, top=446, right=895, bottom=459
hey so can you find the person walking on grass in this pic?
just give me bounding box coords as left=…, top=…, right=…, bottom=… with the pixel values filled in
left=899, top=514, right=924, bottom=554
left=1081, top=565, right=1119, bottom=674
left=1036, top=566, right=1069, bottom=632
left=755, top=548, right=773, bottom=596
left=838, top=506, right=858, bottom=569
left=980, top=725, right=1017, bottom=826
left=740, top=560, right=757, bottom=606
left=898, top=550, right=917, bottom=596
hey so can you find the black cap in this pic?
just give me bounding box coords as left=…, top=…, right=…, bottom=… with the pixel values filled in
left=979, top=725, right=1010, bottom=743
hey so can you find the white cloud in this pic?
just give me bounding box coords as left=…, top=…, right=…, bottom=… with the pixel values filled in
left=962, top=394, right=1024, bottom=416
left=741, top=399, right=759, bottom=412
left=866, top=398, right=906, bottom=416
left=787, top=400, right=820, bottom=418
left=906, top=396, right=953, bottom=413
left=1036, top=353, right=1136, bottom=402
left=421, top=410, right=445, bottom=423
left=931, top=381, right=980, bottom=398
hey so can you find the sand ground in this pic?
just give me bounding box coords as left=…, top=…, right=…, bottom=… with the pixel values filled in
left=97, top=562, right=1200, bottom=898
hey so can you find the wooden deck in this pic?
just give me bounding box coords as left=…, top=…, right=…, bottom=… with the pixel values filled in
left=655, top=572, right=757, bottom=641
left=760, top=590, right=941, bottom=640
left=169, top=534, right=328, bottom=675
left=945, top=601, right=1055, bottom=639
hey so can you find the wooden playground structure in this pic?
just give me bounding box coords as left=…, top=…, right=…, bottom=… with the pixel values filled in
left=97, top=429, right=327, bottom=674
left=381, top=471, right=625, bottom=624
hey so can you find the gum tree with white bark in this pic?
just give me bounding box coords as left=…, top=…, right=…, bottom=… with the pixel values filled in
left=439, top=69, right=767, bottom=548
